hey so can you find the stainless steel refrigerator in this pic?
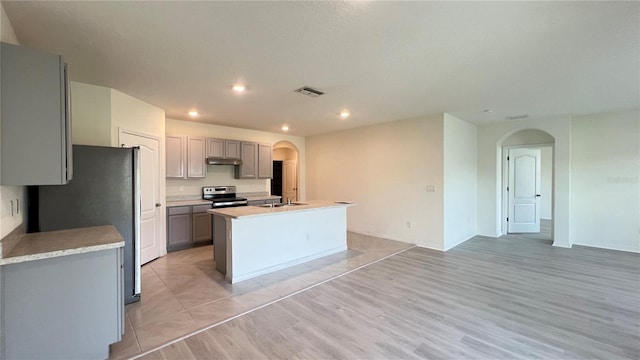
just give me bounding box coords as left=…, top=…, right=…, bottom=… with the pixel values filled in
left=27, top=145, right=141, bottom=304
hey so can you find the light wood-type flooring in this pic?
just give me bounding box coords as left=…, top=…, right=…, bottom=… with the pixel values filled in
left=109, top=232, right=413, bottom=359
left=134, top=222, right=639, bottom=360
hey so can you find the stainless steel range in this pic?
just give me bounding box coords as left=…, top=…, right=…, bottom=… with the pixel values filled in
left=202, top=186, right=248, bottom=208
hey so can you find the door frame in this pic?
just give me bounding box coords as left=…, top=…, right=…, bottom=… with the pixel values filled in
left=118, top=128, right=167, bottom=262
left=272, top=141, right=301, bottom=200
left=501, top=143, right=554, bottom=236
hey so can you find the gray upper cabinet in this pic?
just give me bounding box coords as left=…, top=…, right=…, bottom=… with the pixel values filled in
left=206, top=138, right=241, bottom=159
left=166, top=135, right=185, bottom=178
left=258, top=143, right=273, bottom=179
left=235, top=141, right=272, bottom=179
left=1, top=42, right=72, bottom=185
left=225, top=140, right=241, bottom=159
left=206, top=138, right=224, bottom=158
left=166, top=135, right=205, bottom=179
left=235, top=142, right=258, bottom=179
left=186, top=137, right=206, bottom=178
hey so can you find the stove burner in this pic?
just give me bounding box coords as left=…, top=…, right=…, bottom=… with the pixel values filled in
left=202, top=186, right=247, bottom=208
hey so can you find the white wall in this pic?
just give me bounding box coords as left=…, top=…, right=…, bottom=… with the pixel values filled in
left=306, top=114, right=445, bottom=249
left=443, top=114, right=477, bottom=250
left=570, top=110, right=639, bottom=252
left=165, top=119, right=305, bottom=198
left=540, top=146, right=553, bottom=219
left=70, top=82, right=111, bottom=146
left=477, top=115, right=572, bottom=247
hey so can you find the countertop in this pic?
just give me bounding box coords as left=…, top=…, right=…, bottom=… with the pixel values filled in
left=208, top=200, right=356, bottom=219
left=0, top=225, right=125, bottom=266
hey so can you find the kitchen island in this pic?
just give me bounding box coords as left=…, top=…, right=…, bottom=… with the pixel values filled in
left=209, top=201, right=355, bottom=283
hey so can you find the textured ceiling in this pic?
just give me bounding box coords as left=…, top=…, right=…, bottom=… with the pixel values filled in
left=3, top=1, right=639, bottom=136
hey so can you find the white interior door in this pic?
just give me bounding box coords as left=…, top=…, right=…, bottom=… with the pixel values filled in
left=120, top=130, right=163, bottom=264
left=508, top=148, right=541, bottom=233
left=283, top=160, right=297, bottom=202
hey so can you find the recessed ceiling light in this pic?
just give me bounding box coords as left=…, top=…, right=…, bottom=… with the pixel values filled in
left=281, top=125, right=289, bottom=132
left=232, top=84, right=246, bottom=93
left=188, top=111, right=198, bottom=117
left=340, top=111, right=350, bottom=119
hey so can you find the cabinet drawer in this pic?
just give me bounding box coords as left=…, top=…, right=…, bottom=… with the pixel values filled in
left=168, top=206, right=190, bottom=215
left=192, top=204, right=212, bottom=214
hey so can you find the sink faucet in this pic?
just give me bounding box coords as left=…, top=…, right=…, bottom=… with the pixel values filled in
left=287, top=198, right=291, bottom=205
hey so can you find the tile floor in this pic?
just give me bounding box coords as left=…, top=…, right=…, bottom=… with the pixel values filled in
left=109, top=232, right=414, bottom=359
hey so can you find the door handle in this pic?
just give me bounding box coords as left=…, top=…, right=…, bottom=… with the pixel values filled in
left=155, top=203, right=162, bottom=207
left=536, top=194, right=541, bottom=197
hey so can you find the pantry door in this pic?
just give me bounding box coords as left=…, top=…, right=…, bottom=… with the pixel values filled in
left=119, top=129, right=163, bottom=265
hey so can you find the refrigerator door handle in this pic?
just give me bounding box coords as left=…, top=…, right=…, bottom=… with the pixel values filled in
left=133, top=147, right=142, bottom=296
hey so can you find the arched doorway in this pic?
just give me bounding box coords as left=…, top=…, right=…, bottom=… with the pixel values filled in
left=499, top=129, right=555, bottom=240
left=498, top=128, right=555, bottom=241
left=272, top=141, right=300, bottom=202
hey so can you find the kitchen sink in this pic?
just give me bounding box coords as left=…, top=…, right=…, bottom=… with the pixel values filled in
left=256, top=202, right=308, bottom=208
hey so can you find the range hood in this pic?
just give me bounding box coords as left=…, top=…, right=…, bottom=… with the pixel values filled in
left=207, top=157, right=242, bottom=166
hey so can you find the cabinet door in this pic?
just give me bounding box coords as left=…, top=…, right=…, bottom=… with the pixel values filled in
left=1, top=43, right=71, bottom=185
left=166, top=135, right=185, bottom=178
left=225, top=140, right=241, bottom=159
left=257, top=143, right=273, bottom=179
left=192, top=212, right=212, bottom=243
left=235, top=142, right=258, bottom=179
left=167, top=211, right=191, bottom=250
left=187, top=137, right=206, bottom=178
left=206, top=138, right=224, bottom=158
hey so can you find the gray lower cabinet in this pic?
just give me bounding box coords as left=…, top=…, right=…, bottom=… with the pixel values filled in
left=3, top=248, right=124, bottom=359
left=167, top=206, right=191, bottom=251
left=167, top=205, right=212, bottom=252
left=192, top=205, right=213, bottom=243
left=1, top=42, right=72, bottom=185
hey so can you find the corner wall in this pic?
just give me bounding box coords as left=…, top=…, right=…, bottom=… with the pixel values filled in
left=306, top=114, right=445, bottom=249
left=443, top=114, right=477, bottom=250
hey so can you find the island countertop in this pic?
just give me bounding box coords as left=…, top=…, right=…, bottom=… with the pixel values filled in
left=208, top=200, right=355, bottom=219
left=0, top=225, right=125, bottom=266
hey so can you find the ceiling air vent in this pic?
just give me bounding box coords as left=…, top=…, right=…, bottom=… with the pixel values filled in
left=294, top=86, right=325, bottom=98
left=505, top=114, right=529, bottom=120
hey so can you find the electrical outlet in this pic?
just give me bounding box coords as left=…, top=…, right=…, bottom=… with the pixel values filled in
left=179, top=186, right=184, bottom=192
left=406, top=221, right=412, bottom=228
left=426, top=185, right=437, bottom=192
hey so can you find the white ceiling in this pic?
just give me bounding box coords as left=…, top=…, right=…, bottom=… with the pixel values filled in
left=3, top=1, right=639, bottom=136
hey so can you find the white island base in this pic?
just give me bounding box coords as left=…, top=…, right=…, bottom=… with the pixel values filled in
left=210, top=201, right=353, bottom=283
